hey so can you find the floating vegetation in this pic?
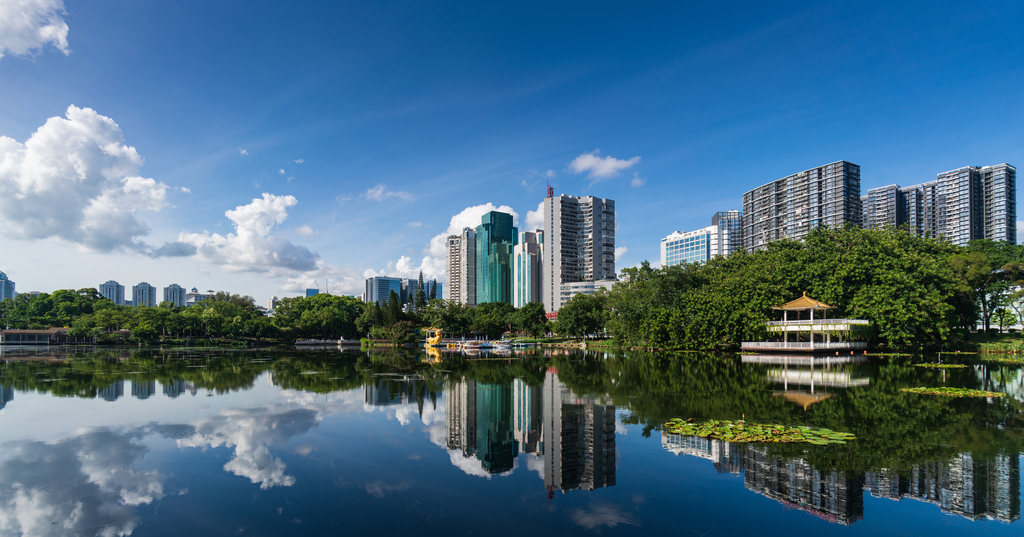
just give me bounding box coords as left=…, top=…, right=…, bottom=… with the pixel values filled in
left=865, top=352, right=912, bottom=356
left=981, top=355, right=1024, bottom=364
left=913, top=363, right=969, bottom=369
left=900, top=387, right=1006, bottom=398
left=663, top=418, right=855, bottom=445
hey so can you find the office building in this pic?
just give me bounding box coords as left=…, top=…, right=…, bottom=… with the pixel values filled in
left=861, top=163, right=1016, bottom=245
left=661, top=211, right=742, bottom=268
left=542, top=194, right=616, bottom=314
left=305, top=288, right=319, bottom=297
left=513, top=230, right=543, bottom=308
left=513, top=379, right=543, bottom=455
left=163, top=283, right=187, bottom=307
left=558, top=280, right=616, bottom=310
left=364, top=276, right=402, bottom=306
left=476, top=211, right=518, bottom=304
left=400, top=278, right=418, bottom=306
left=743, top=161, right=862, bottom=252
left=267, top=296, right=279, bottom=311
left=543, top=370, right=616, bottom=493
left=132, top=282, right=157, bottom=307
left=0, top=271, right=15, bottom=301
left=185, top=287, right=211, bottom=306
left=99, top=280, right=124, bottom=305
left=445, top=228, right=477, bottom=306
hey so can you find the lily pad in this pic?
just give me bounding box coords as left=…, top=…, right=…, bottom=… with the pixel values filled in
left=662, top=418, right=855, bottom=445
left=900, top=387, right=1006, bottom=398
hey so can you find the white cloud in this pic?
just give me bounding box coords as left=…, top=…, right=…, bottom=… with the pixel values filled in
left=630, top=172, right=645, bottom=187
left=335, top=193, right=352, bottom=204
left=406, top=222, right=422, bottom=228
left=178, top=186, right=191, bottom=194
left=569, top=502, right=641, bottom=530
left=364, top=481, right=412, bottom=498
left=0, top=429, right=167, bottom=537
left=525, top=201, right=544, bottom=231
left=0, top=105, right=170, bottom=252
left=295, top=224, right=317, bottom=237
left=173, top=193, right=319, bottom=272
left=365, top=184, right=413, bottom=202
left=278, top=169, right=285, bottom=174
left=287, top=176, right=293, bottom=182
left=1016, top=220, right=1023, bottom=240
left=569, top=150, right=640, bottom=182
left=293, top=159, right=304, bottom=164
left=426, top=203, right=519, bottom=257
left=0, top=0, right=69, bottom=61
left=615, top=246, right=627, bottom=261
left=239, top=149, right=249, bottom=156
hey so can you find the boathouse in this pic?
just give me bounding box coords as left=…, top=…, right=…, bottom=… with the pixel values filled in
left=740, top=293, right=871, bottom=352
left=0, top=328, right=90, bottom=345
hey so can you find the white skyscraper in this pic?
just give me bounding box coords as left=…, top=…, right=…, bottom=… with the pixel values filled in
left=445, top=227, right=477, bottom=306
left=512, top=230, right=543, bottom=308
left=132, top=282, right=157, bottom=307
left=99, top=280, right=124, bottom=305
left=163, top=283, right=187, bottom=307
left=542, top=193, right=615, bottom=313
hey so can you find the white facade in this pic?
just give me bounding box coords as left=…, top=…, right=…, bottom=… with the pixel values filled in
left=99, top=280, right=124, bottom=305
left=445, top=227, right=477, bottom=306
left=163, top=283, right=187, bottom=306
left=512, top=230, right=543, bottom=308
left=558, top=279, right=616, bottom=309
left=542, top=194, right=615, bottom=313
left=132, top=282, right=157, bottom=307
left=186, top=287, right=211, bottom=306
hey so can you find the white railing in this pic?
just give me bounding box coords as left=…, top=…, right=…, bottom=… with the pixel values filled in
left=765, top=319, right=870, bottom=326
left=740, top=341, right=868, bottom=350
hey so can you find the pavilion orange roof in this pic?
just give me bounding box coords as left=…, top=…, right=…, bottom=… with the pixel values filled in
left=773, top=292, right=833, bottom=310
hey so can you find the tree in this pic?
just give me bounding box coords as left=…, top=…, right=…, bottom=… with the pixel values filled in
left=557, top=293, right=607, bottom=339
left=387, top=290, right=403, bottom=325
left=383, top=320, right=417, bottom=346
left=993, top=308, right=1016, bottom=332
left=415, top=272, right=427, bottom=309
left=514, top=301, right=548, bottom=338
left=429, top=280, right=437, bottom=300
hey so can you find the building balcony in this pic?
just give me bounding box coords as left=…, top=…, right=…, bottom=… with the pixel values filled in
left=765, top=319, right=870, bottom=332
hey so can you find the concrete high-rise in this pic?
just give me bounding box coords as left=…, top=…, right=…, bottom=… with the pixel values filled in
left=743, top=161, right=862, bottom=251
left=163, top=283, right=187, bottom=307
left=512, top=230, right=543, bottom=308
left=445, top=228, right=477, bottom=306
left=862, top=163, right=1016, bottom=246
left=542, top=194, right=616, bottom=314
left=0, top=271, right=16, bottom=301
left=132, top=282, right=157, bottom=307
left=99, top=280, right=124, bottom=305
left=476, top=211, right=517, bottom=305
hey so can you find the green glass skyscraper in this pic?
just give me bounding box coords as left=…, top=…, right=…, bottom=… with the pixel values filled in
left=476, top=211, right=518, bottom=304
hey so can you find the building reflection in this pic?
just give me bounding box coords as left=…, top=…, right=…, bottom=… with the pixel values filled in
left=866, top=454, right=1021, bottom=522
left=444, top=369, right=617, bottom=491
left=741, top=354, right=870, bottom=409
left=0, top=384, right=13, bottom=411
left=131, top=380, right=156, bottom=400
left=663, top=435, right=1020, bottom=525
left=364, top=375, right=439, bottom=418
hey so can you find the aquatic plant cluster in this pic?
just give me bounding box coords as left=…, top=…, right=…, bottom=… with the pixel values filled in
left=900, top=387, right=1007, bottom=398
left=912, top=363, right=969, bottom=369
left=663, top=418, right=856, bottom=445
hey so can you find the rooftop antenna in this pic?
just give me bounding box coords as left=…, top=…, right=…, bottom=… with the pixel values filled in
left=546, top=171, right=554, bottom=198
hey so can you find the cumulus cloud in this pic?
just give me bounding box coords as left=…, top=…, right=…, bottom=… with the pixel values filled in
left=173, top=193, right=319, bottom=272
left=151, top=241, right=197, bottom=258
left=0, top=428, right=167, bottom=537
left=239, top=149, right=249, bottom=156
left=295, top=224, right=317, bottom=237
left=426, top=203, right=519, bottom=258
left=0, top=105, right=171, bottom=252
left=174, top=407, right=320, bottom=490
left=614, top=246, right=627, bottom=261
left=293, top=159, right=304, bottom=164
left=278, top=169, right=285, bottom=174
left=177, top=186, right=192, bottom=194
left=525, top=201, right=544, bottom=231
left=365, top=184, right=413, bottom=202
left=0, top=0, right=69, bottom=61
left=569, top=150, right=640, bottom=183
left=629, top=172, right=645, bottom=187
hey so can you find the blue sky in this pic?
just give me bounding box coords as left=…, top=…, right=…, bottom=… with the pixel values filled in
left=0, top=0, right=1021, bottom=301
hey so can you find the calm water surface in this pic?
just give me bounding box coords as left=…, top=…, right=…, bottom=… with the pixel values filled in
left=0, top=346, right=1021, bottom=536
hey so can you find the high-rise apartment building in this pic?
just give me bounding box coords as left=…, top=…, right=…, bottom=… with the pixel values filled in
left=476, top=211, right=517, bottom=304
left=364, top=276, right=402, bottom=306
left=445, top=228, right=477, bottom=306
left=543, top=370, right=616, bottom=493
left=661, top=210, right=743, bottom=267
left=163, top=283, right=187, bottom=307
left=743, top=161, right=862, bottom=251
left=861, top=163, right=1016, bottom=246
left=132, top=282, right=157, bottom=307
left=542, top=194, right=616, bottom=313
left=0, top=271, right=15, bottom=301
left=512, top=230, right=543, bottom=308
left=99, top=280, right=124, bottom=305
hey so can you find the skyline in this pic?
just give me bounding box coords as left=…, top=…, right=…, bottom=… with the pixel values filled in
left=1, top=1, right=1022, bottom=301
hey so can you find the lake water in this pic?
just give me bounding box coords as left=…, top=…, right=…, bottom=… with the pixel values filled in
left=0, top=346, right=1021, bottom=536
